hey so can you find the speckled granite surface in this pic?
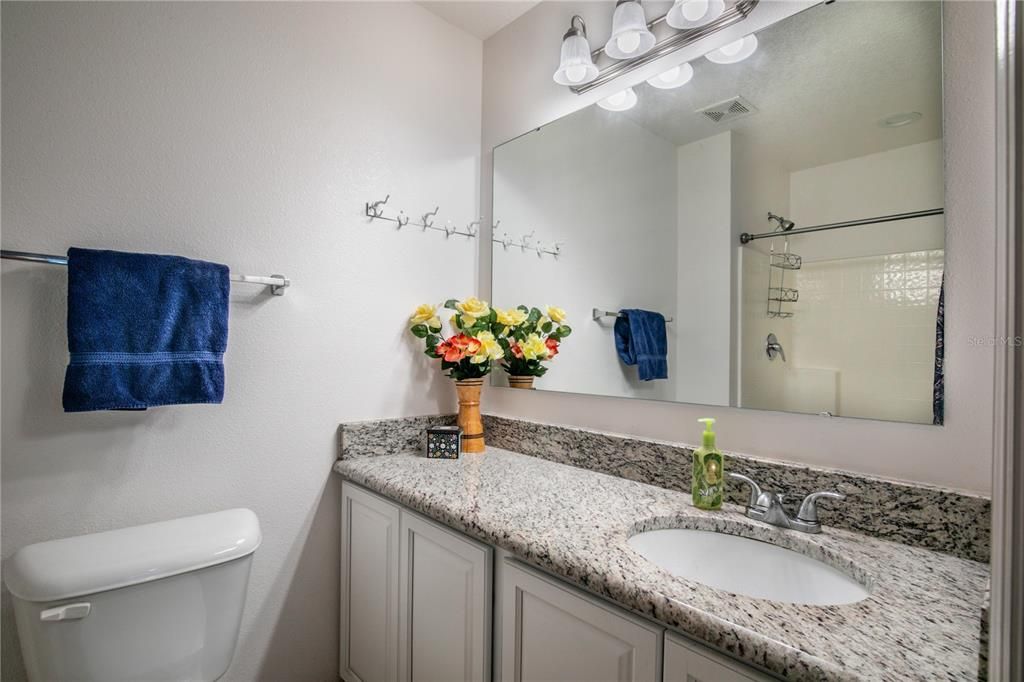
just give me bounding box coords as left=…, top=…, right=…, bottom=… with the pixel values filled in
left=334, top=448, right=988, bottom=682
left=338, top=414, right=990, bottom=562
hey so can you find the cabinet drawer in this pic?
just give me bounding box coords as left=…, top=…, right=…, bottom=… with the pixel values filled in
left=500, top=559, right=662, bottom=682
left=663, top=631, right=774, bottom=682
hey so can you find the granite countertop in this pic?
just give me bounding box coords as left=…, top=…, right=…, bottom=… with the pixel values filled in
left=333, top=448, right=988, bottom=681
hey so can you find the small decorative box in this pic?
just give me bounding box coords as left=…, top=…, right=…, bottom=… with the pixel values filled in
left=426, top=425, right=462, bottom=459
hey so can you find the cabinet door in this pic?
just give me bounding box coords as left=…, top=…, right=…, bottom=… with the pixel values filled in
left=398, top=511, right=492, bottom=682
left=500, top=559, right=662, bottom=682
left=341, top=482, right=401, bottom=682
left=663, top=632, right=774, bottom=682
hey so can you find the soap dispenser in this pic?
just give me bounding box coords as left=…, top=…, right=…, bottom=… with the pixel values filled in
left=692, top=418, right=724, bottom=510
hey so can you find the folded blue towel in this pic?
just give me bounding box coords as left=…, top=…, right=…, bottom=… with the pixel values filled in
left=614, top=309, right=668, bottom=381
left=62, top=247, right=230, bottom=412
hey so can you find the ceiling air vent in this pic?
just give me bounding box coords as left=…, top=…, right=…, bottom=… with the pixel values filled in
left=697, top=96, right=758, bottom=124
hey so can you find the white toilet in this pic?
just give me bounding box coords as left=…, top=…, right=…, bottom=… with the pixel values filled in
left=5, top=508, right=261, bottom=682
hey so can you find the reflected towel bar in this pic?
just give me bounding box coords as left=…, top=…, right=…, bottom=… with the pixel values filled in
left=593, top=308, right=674, bottom=324
left=1, top=249, right=290, bottom=296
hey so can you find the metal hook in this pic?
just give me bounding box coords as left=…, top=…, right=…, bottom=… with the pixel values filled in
left=467, top=218, right=481, bottom=236
left=444, top=221, right=454, bottom=237
left=520, top=231, right=534, bottom=251
left=396, top=211, right=409, bottom=228
left=422, top=206, right=439, bottom=230
left=501, top=232, right=512, bottom=249
left=367, top=195, right=390, bottom=218
left=552, top=242, right=564, bottom=258
left=492, top=220, right=502, bottom=233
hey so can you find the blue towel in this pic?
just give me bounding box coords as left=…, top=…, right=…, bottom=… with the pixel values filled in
left=613, top=309, right=668, bottom=381
left=62, top=247, right=230, bottom=412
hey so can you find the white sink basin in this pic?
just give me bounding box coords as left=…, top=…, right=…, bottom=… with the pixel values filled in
left=628, top=528, right=870, bottom=605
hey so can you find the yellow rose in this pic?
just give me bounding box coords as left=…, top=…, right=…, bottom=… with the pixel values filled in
left=409, top=303, right=440, bottom=329
left=470, top=331, right=505, bottom=364
left=546, top=306, right=567, bottom=324
left=520, top=334, right=548, bottom=361
left=496, top=307, right=528, bottom=328
left=456, top=297, right=491, bottom=325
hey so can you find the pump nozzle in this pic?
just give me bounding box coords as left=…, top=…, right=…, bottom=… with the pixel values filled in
left=697, top=418, right=716, bottom=448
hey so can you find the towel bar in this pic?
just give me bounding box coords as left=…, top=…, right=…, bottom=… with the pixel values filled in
left=1, top=249, right=290, bottom=296
left=592, top=308, right=674, bottom=324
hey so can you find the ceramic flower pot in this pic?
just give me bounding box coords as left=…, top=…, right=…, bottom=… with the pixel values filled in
left=508, top=376, right=535, bottom=390
left=454, top=378, right=485, bottom=453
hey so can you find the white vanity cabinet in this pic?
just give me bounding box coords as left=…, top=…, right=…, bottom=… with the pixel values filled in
left=499, top=559, right=663, bottom=682
left=663, top=632, right=775, bottom=682
left=340, top=482, right=492, bottom=682
left=341, top=481, right=775, bottom=682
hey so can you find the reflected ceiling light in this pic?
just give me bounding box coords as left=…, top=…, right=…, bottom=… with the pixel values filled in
left=552, top=15, right=599, bottom=86
left=879, top=112, right=923, bottom=128
left=666, top=0, right=726, bottom=30
left=646, top=62, right=694, bottom=89
left=705, top=34, right=758, bottom=64
left=597, top=87, right=638, bottom=111
left=604, top=0, right=656, bottom=60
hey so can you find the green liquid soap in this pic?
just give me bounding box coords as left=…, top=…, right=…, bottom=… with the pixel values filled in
left=692, top=417, right=724, bottom=510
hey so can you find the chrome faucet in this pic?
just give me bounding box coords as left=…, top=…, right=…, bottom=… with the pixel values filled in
left=727, top=472, right=845, bottom=534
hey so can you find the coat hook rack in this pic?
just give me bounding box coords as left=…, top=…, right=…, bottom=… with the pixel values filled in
left=364, top=195, right=477, bottom=238
left=490, top=224, right=562, bottom=258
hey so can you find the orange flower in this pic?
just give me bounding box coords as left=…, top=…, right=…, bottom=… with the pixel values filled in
left=545, top=338, right=560, bottom=358
left=510, top=342, right=524, bottom=359
left=438, top=334, right=481, bottom=362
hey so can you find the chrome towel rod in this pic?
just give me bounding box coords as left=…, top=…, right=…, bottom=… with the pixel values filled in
left=738, top=208, right=945, bottom=244
left=0, top=249, right=291, bottom=296
left=592, top=308, right=674, bottom=324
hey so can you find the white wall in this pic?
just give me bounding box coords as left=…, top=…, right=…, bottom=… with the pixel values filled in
left=1, top=3, right=482, bottom=680
left=675, top=132, right=732, bottom=405
left=492, top=106, right=678, bottom=401
left=481, top=1, right=997, bottom=494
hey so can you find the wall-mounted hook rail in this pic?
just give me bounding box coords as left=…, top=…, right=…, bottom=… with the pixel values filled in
left=363, top=196, right=477, bottom=238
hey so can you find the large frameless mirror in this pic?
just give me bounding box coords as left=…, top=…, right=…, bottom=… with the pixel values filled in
left=491, top=0, right=945, bottom=424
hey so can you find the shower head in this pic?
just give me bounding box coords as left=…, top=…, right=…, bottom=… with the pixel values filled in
left=768, top=212, right=795, bottom=232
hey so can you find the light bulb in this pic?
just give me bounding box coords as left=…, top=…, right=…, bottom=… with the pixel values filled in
left=565, top=65, right=588, bottom=83
left=597, top=87, right=638, bottom=111
left=616, top=31, right=642, bottom=54
left=681, top=0, right=708, bottom=21
left=720, top=38, right=744, bottom=56
left=658, top=66, right=681, bottom=83
left=607, top=91, right=627, bottom=106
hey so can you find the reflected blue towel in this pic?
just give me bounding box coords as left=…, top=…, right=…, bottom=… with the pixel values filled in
left=613, top=309, right=668, bottom=381
left=62, top=248, right=229, bottom=412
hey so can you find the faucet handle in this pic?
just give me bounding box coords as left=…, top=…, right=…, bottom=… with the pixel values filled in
left=727, top=472, right=763, bottom=509
left=796, top=490, right=846, bottom=524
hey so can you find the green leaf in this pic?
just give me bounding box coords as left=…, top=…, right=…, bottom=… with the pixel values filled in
left=517, top=305, right=529, bottom=314
left=443, top=299, right=459, bottom=310
left=410, top=324, right=428, bottom=338
left=541, top=321, right=553, bottom=333
left=527, top=307, right=542, bottom=325
left=488, top=309, right=498, bottom=323
left=428, top=323, right=442, bottom=333
left=426, top=334, right=440, bottom=347
left=558, top=325, right=572, bottom=337
left=425, top=347, right=441, bottom=358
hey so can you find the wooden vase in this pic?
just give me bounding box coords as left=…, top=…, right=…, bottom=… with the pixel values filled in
left=455, top=378, right=485, bottom=453
left=508, top=376, right=535, bottom=390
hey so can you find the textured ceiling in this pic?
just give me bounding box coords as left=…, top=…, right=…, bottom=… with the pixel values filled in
left=614, top=0, right=942, bottom=172
left=418, top=1, right=539, bottom=40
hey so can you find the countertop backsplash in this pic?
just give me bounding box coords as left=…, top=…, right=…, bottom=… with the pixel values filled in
left=337, top=413, right=991, bottom=563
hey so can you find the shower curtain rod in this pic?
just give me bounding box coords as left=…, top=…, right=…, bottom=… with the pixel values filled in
left=738, top=208, right=945, bottom=245
left=0, top=249, right=290, bottom=295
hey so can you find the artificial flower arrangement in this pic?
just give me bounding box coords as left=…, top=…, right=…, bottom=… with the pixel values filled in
left=408, top=297, right=504, bottom=380
left=495, top=305, right=572, bottom=384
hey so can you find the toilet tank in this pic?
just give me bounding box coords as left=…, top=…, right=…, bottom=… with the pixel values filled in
left=5, top=508, right=261, bottom=682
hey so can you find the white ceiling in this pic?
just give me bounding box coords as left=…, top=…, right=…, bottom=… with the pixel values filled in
left=615, top=1, right=942, bottom=172
left=418, top=1, right=540, bottom=40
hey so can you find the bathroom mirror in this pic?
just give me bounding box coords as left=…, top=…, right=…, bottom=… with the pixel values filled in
left=490, top=0, right=945, bottom=424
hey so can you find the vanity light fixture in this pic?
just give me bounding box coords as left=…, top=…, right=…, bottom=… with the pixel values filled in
left=597, top=87, right=638, bottom=111
left=552, top=15, right=599, bottom=86
left=646, top=62, right=694, bottom=89
left=604, top=0, right=656, bottom=60
left=666, top=0, right=726, bottom=29
left=705, top=34, right=758, bottom=64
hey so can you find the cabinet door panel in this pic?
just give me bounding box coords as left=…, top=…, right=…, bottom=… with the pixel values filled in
left=341, top=483, right=401, bottom=682
left=500, top=559, right=661, bottom=682
left=663, top=632, right=773, bottom=682
left=399, top=511, right=492, bottom=682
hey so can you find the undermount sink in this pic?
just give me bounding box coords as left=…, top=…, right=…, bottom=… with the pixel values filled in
left=628, top=528, right=870, bottom=606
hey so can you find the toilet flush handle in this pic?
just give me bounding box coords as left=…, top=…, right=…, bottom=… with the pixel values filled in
left=40, top=602, right=91, bottom=622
